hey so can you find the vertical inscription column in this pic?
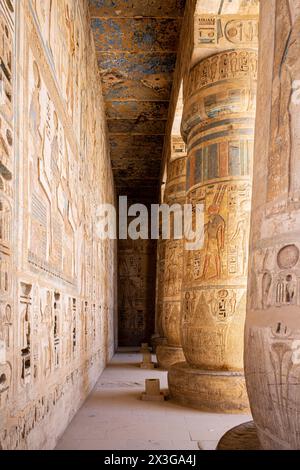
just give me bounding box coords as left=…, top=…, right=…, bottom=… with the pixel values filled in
left=245, top=0, right=300, bottom=450
left=156, top=137, right=187, bottom=369
left=168, top=49, right=257, bottom=412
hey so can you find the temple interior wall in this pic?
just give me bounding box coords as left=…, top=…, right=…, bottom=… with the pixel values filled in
left=0, top=0, right=117, bottom=450
left=118, top=235, right=156, bottom=347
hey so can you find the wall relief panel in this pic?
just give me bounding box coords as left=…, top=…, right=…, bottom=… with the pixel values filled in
left=0, top=0, right=116, bottom=450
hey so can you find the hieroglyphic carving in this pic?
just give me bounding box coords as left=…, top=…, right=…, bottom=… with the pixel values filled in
left=156, top=152, right=186, bottom=368
left=266, top=0, right=300, bottom=203
left=19, top=283, right=32, bottom=387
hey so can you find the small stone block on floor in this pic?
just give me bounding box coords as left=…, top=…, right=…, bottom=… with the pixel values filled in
left=141, top=379, right=165, bottom=401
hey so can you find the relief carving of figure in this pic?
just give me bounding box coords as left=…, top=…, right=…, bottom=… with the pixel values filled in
left=201, top=204, right=225, bottom=280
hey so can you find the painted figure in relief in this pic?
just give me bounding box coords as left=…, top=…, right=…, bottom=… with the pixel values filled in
left=284, top=0, right=300, bottom=200
left=202, top=204, right=225, bottom=280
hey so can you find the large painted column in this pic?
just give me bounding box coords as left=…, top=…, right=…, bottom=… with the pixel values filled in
left=157, top=139, right=187, bottom=369
left=168, top=49, right=258, bottom=412
left=244, top=0, right=300, bottom=450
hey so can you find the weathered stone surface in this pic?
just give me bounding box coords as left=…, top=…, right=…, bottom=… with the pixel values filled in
left=141, top=378, right=165, bottom=401
left=245, top=0, right=300, bottom=451
left=217, top=421, right=261, bottom=450
left=157, top=151, right=187, bottom=369
left=156, top=345, right=185, bottom=370
left=0, top=0, right=116, bottom=450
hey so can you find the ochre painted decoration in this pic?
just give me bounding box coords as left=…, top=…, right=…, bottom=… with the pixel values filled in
left=168, top=47, right=258, bottom=412
left=0, top=0, right=116, bottom=450
left=156, top=144, right=187, bottom=369
left=245, top=0, right=300, bottom=450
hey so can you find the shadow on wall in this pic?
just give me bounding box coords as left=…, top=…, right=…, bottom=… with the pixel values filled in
left=118, top=237, right=157, bottom=347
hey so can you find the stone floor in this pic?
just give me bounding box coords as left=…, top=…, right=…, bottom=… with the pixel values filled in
left=56, top=353, right=252, bottom=450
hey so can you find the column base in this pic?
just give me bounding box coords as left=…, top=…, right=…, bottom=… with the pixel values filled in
left=156, top=345, right=186, bottom=370
left=151, top=335, right=167, bottom=353
left=217, top=421, right=261, bottom=450
left=168, top=362, right=250, bottom=413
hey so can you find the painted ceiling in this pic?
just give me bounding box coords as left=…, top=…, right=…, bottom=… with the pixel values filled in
left=89, top=0, right=186, bottom=202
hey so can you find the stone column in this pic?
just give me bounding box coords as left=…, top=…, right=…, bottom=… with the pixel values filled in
left=168, top=49, right=258, bottom=412
left=244, top=0, right=300, bottom=450
left=157, top=139, right=187, bottom=369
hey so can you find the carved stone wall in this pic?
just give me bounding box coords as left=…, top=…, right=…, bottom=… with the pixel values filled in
left=245, top=0, right=300, bottom=450
left=0, top=0, right=14, bottom=429
left=156, top=141, right=187, bottom=368
left=118, top=235, right=156, bottom=347
left=155, top=237, right=166, bottom=341
left=0, top=0, right=116, bottom=450
left=168, top=47, right=257, bottom=411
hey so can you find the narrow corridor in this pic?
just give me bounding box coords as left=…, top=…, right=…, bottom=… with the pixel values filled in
left=56, top=354, right=251, bottom=451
